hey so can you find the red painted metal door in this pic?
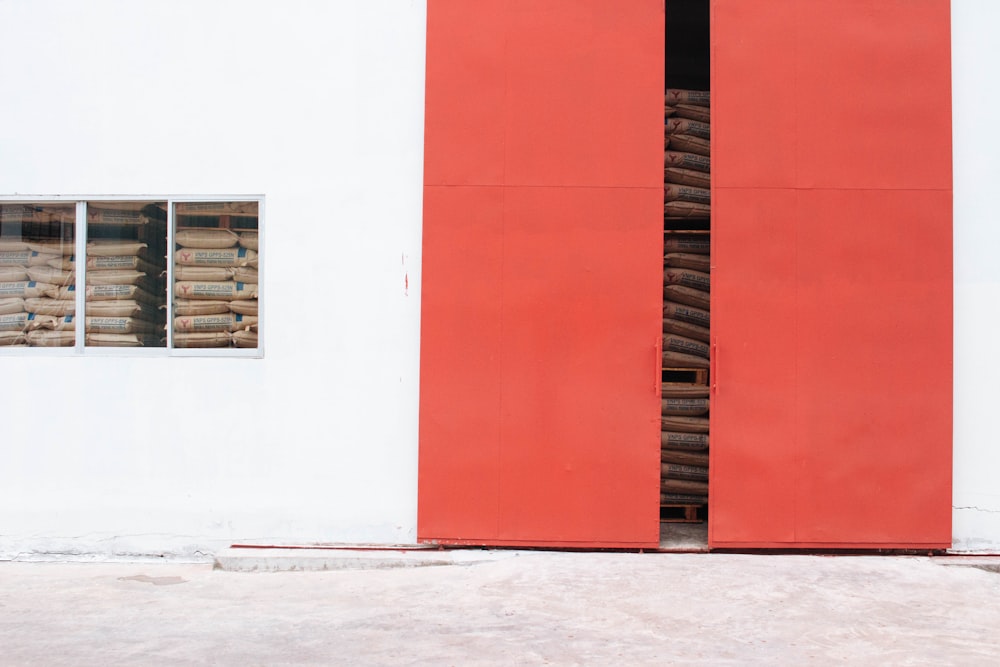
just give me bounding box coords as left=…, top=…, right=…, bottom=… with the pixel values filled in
left=710, top=0, right=953, bottom=548
left=419, top=0, right=664, bottom=547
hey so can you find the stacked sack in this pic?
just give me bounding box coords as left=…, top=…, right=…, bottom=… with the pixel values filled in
left=173, top=229, right=259, bottom=348
left=660, top=236, right=711, bottom=506
left=83, top=238, right=166, bottom=347
left=661, top=87, right=711, bottom=508
left=0, top=238, right=76, bottom=347
left=663, top=88, right=710, bottom=221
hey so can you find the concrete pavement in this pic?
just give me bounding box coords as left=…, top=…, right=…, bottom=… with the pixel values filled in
left=1, top=551, right=999, bottom=665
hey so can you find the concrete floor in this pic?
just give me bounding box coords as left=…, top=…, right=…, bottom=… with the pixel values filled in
left=2, top=552, right=1000, bottom=665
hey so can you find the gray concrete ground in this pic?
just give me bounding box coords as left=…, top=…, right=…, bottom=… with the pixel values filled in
left=1, top=551, right=1000, bottom=666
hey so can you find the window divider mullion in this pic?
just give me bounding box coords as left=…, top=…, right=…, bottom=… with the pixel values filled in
left=74, top=201, right=87, bottom=353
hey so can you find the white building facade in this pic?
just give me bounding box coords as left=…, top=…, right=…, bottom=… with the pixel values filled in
left=0, top=0, right=997, bottom=558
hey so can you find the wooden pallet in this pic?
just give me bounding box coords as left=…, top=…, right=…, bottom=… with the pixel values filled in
left=660, top=504, right=705, bottom=523
left=662, top=367, right=709, bottom=385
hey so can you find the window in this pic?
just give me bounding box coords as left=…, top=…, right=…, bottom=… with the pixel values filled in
left=0, top=197, right=262, bottom=355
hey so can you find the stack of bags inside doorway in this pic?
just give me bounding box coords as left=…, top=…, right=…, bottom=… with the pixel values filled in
left=662, top=88, right=710, bottom=506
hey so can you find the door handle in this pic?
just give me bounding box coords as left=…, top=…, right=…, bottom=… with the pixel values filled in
left=655, top=337, right=662, bottom=395
left=710, top=337, right=718, bottom=395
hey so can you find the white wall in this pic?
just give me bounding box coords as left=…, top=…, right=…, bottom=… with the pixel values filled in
left=952, top=0, right=1000, bottom=553
left=3, top=0, right=999, bottom=558
left=0, top=0, right=427, bottom=558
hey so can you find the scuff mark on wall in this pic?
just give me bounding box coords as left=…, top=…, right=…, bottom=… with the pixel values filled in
left=402, top=252, right=409, bottom=296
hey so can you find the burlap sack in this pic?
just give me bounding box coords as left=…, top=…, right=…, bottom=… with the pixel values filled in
left=231, top=314, right=258, bottom=331
left=664, top=252, right=710, bottom=273
left=86, top=207, right=149, bottom=226
left=661, top=415, right=710, bottom=434
left=174, top=313, right=238, bottom=333
left=239, top=232, right=259, bottom=251
left=172, top=332, right=231, bottom=348
left=664, top=105, right=676, bottom=118
left=85, top=285, right=160, bottom=305
left=173, top=266, right=233, bottom=282
left=25, top=298, right=75, bottom=316
left=87, top=240, right=148, bottom=257
left=0, top=331, right=26, bottom=345
left=0, top=268, right=27, bottom=282
left=1, top=281, right=56, bottom=298
left=663, top=301, right=710, bottom=328
left=663, top=184, right=711, bottom=205
left=664, top=117, right=710, bottom=139
left=175, top=229, right=239, bottom=249
left=660, top=478, right=708, bottom=496
left=86, top=269, right=145, bottom=286
left=660, top=431, right=709, bottom=449
left=26, top=329, right=75, bottom=347
left=663, top=267, right=710, bottom=293
left=86, top=300, right=143, bottom=318
left=663, top=284, right=711, bottom=310
left=664, top=167, right=711, bottom=189
left=26, top=241, right=74, bottom=256
left=663, top=235, right=710, bottom=255
left=662, top=318, right=710, bottom=344
left=662, top=349, right=710, bottom=369
left=661, top=383, right=709, bottom=398
left=664, top=151, right=711, bottom=173
left=173, top=299, right=231, bottom=316
left=228, top=299, right=258, bottom=316
left=664, top=201, right=711, bottom=218
left=663, top=333, right=710, bottom=359
left=0, top=240, right=28, bottom=252
left=667, top=134, right=710, bottom=156
left=21, top=314, right=68, bottom=331
left=48, top=315, right=75, bottom=332
left=661, top=448, right=710, bottom=468
left=85, top=333, right=144, bottom=347
left=174, top=281, right=257, bottom=301
left=232, top=329, right=258, bottom=348
left=0, top=312, right=28, bottom=332
left=660, top=493, right=707, bottom=506
left=18, top=313, right=52, bottom=330
left=47, top=256, right=75, bottom=270
left=26, top=266, right=74, bottom=286
left=665, top=89, right=710, bottom=107
left=661, top=462, right=709, bottom=482
left=661, top=397, right=709, bottom=416
left=176, top=201, right=258, bottom=216
left=175, top=247, right=257, bottom=267
left=674, top=104, right=711, bottom=123
left=47, top=285, right=78, bottom=300
left=85, top=317, right=157, bottom=334
left=0, top=297, right=24, bottom=315
left=1, top=250, right=52, bottom=266
left=85, top=255, right=159, bottom=274
left=231, top=267, right=258, bottom=283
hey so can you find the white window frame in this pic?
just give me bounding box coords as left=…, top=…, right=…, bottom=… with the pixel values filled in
left=0, top=194, right=264, bottom=358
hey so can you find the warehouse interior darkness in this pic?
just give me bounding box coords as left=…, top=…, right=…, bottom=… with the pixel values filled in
left=660, top=0, right=712, bottom=546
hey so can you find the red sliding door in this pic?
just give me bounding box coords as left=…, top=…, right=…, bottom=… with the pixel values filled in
left=710, top=0, right=953, bottom=548
left=418, top=0, right=665, bottom=547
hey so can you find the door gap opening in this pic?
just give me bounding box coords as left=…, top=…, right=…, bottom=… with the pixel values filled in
left=660, top=0, right=711, bottom=552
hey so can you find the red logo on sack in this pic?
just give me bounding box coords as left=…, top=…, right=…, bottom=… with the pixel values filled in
left=181, top=318, right=190, bottom=328
left=181, top=284, right=190, bottom=294
left=180, top=251, right=191, bottom=262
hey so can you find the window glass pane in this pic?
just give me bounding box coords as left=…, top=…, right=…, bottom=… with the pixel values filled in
left=84, top=202, right=167, bottom=348
left=0, top=203, right=76, bottom=347
left=172, top=202, right=259, bottom=349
